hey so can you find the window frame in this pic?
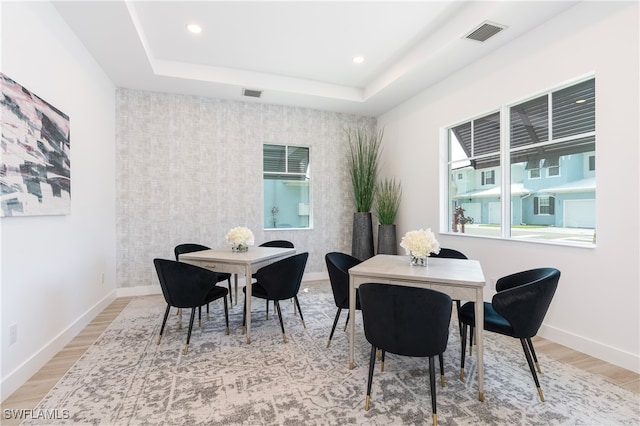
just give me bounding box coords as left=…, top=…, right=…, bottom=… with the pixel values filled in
left=442, top=75, right=596, bottom=247
left=262, top=143, right=312, bottom=231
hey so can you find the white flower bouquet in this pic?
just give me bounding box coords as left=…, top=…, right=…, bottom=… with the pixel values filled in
left=400, top=228, right=440, bottom=258
left=225, top=226, right=255, bottom=252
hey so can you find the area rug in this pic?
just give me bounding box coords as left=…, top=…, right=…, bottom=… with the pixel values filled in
left=27, top=283, right=639, bottom=425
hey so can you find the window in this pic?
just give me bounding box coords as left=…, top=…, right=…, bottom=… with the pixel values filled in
left=481, top=170, right=495, bottom=185
left=448, top=111, right=501, bottom=236
left=263, top=144, right=311, bottom=229
left=534, top=196, right=555, bottom=215
left=445, top=77, right=595, bottom=245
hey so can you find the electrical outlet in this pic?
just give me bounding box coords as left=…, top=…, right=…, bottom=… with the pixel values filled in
left=9, top=323, right=17, bottom=345
left=489, top=277, right=497, bottom=291
left=101, top=272, right=105, bottom=286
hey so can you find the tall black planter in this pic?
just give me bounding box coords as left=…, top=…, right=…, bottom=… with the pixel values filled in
left=352, top=212, right=375, bottom=261
left=377, top=224, right=397, bottom=255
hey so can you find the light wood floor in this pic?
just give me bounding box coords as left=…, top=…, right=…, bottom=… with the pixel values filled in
left=1, top=296, right=638, bottom=425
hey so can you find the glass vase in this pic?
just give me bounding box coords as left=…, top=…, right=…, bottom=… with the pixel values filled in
left=232, top=244, right=249, bottom=253
left=410, top=252, right=428, bottom=267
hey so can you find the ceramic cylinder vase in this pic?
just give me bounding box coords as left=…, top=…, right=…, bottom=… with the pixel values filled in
left=352, top=212, right=375, bottom=261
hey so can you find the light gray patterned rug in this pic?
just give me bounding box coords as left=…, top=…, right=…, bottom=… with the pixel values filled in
left=28, top=282, right=639, bottom=425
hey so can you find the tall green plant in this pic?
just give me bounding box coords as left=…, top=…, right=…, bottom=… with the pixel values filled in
left=375, top=178, right=402, bottom=225
left=346, top=125, right=383, bottom=212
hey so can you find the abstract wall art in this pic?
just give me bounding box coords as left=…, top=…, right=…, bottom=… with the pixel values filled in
left=1, top=73, right=70, bottom=217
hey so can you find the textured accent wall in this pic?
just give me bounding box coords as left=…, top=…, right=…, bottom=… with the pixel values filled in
left=116, top=89, right=375, bottom=288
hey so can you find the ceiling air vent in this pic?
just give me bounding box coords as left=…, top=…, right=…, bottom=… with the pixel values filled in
left=464, top=21, right=506, bottom=42
left=242, top=88, right=263, bottom=98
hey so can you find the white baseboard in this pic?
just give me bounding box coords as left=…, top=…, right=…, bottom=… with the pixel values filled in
left=1, top=290, right=117, bottom=403
left=539, top=324, right=640, bottom=373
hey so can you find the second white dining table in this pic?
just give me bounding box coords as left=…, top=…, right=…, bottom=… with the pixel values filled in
left=178, top=246, right=296, bottom=344
left=348, top=254, right=487, bottom=401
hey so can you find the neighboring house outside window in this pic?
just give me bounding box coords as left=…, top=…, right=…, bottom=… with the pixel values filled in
left=263, top=144, right=311, bottom=229
left=445, top=77, right=595, bottom=245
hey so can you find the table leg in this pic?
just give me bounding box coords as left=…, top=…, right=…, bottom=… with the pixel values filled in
left=234, top=274, right=239, bottom=306
left=348, top=276, right=356, bottom=370
left=245, top=265, right=252, bottom=344
left=475, top=287, right=485, bottom=401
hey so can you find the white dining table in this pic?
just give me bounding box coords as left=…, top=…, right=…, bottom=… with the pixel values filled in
left=348, top=254, right=487, bottom=401
left=178, top=246, right=296, bottom=344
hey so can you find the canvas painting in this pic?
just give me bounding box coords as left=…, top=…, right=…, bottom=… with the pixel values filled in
left=1, top=73, right=70, bottom=216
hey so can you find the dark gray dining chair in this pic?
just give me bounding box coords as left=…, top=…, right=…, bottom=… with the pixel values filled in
left=154, top=258, right=229, bottom=355
left=459, top=267, right=560, bottom=401
left=242, top=252, right=309, bottom=343
left=359, top=283, right=452, bottom=425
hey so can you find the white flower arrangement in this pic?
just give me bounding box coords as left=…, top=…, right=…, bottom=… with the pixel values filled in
left=399, top=228, right=440, bottom=258
left=225, top=226, right=255, bottom=250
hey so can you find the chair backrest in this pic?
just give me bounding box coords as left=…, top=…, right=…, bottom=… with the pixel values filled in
left=259, top=240, right=294, bottom=248
left=432, top=248, right=468, bottom=259
left=255, top=252, right=309, bottom=300
left=325, top=252, right=361, bottom=308
left=174, top=243, right=210, bottom=261
left=359, top=283, right=452, bottom=358
left=153, top=258, right=218, bottom=308
left=492, top=267, right=561, bottom=338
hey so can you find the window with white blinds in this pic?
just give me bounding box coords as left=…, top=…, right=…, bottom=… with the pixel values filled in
left=263, top=144, right=311, bottom=229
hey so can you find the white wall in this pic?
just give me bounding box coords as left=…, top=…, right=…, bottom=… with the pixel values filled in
left=1, top=2, right=117, bottom=400
left=378, top=1, right=639, bottom=372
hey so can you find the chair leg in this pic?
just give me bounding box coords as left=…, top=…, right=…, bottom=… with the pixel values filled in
left=469, top=325, right=474, bottom=356
left=439, top=353, right=445, bottom=387
left=365, top=344, right=377, bottom=411
left=266, top=300, right=269, bottom=320
left=223, top=295, right=230, bottom=335
left=460, top=324, right=467, bottom=379
left=184, top=307, right=196, bottom=355
left=275, top=301, right=287, bottom=343
left=293, top=296, right=305, bottom=328
left=327, top=308, right=342, bottom=348
left=177, top=308, right=183, bottom=330
left=381, top=350, right=386, bottom=372
left=198, top=306, right=202, bottom=328
left=527, top=337, right=542, bottom=373
left=227, top=277, right=233, bottom=305
left=343, top=311, right=350, bottom=332
left=206, top=303, right=210, bottom=321
left=520, top=338, right=545, bottom=402
left=158, top=304, right=171, bottom=344
left=429, top=356, right=438, bottom=426
left=455, top=300, right=462, bottom=336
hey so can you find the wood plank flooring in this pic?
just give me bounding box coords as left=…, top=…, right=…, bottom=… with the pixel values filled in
left=1, top=295, right=638, bottom=425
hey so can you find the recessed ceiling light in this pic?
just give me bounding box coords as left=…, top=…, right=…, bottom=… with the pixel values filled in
left=353, top=56, right=364, bottom=64
left=186, top=23, right=202, bottom=34
left=575, top=99, right=587, bottom=104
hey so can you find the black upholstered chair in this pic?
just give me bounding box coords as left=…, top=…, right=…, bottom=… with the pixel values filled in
left=153, top=258, right=229, bottom=355
left=259, top=240, right=294, bottom=249
left=359, top=283, right=452, bottom=426
left=254, top=240, right=295, bottom=315
left=459, top=267, right=560, bottom=402
left=242, top=252, right=309, bottom=343
left=432, top=248, right=468, bottom=333
left=175, top=243, right=234, bottom=305
left=324, top=252, right=362, bottom=348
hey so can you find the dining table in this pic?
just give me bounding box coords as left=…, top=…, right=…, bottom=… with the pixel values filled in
left=178, top=246, right=296, bottom=344
left=348, top=254, right=487, bottom=401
